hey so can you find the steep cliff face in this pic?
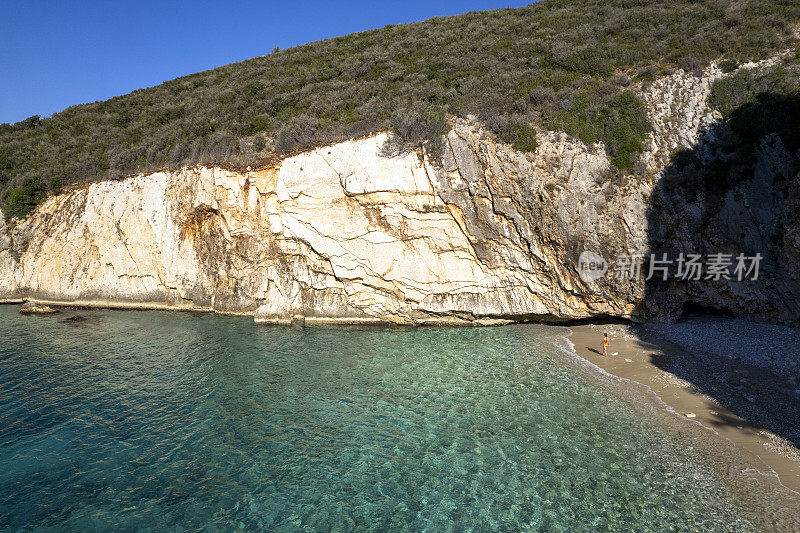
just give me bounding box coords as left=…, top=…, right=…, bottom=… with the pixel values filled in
left=0, top=132, right=603, bottom=325
left=640, top=57, right=800, bottom=324
left=1, top=61, right=797, bottom=325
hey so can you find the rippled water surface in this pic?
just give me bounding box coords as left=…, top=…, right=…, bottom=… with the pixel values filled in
left=0, top=307, right=757, bottom=530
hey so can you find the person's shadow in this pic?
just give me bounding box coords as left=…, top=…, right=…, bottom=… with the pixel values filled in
left=586, top=347, right=603, bottom=355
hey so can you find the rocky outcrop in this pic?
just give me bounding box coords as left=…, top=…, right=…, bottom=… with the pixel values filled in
left=18, top=302, right=58, bottom=315
left=1, top=62, right=798, bottom=325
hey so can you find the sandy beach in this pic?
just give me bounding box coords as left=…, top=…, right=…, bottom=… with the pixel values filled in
left=561, top=318, right=800, bottom=523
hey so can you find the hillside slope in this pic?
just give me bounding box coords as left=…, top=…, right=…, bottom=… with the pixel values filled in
left=2, top=0, right=799, bottom=218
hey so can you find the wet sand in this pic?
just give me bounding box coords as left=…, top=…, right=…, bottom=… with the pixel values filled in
left=566, top=323, right=800, bottom=497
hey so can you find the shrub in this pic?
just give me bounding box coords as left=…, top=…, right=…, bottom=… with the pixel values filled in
left=719, top=59, right=739, bottom=74
left=382, top=106, right=448, bottom=159
left=498, top=122, right=539, bottom=153
left=544, top=89, right=650, bottom=170
left=3, top=178, right=46, bottom=219
left=274, top=115, right=319, bottom=153
left=678, top=55, right=702, bottom=74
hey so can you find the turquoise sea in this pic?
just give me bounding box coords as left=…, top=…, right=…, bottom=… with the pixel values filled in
left=0, top=306, right=768, bottom=530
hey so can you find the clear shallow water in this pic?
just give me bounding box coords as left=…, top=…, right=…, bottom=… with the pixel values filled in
left=0, top=307, right=755, bottom=531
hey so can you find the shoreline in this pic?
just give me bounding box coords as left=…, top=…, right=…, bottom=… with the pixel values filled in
left=0, top=298, right=584, bottom=327
left=560, top=322, right=800, bottom=499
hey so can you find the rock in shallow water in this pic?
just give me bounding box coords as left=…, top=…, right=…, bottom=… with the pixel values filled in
left=19, top=302, right=58, bottom=315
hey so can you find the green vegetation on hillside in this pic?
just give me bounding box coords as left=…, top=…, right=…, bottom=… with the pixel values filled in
left=1, top=0, right=798, bottom=218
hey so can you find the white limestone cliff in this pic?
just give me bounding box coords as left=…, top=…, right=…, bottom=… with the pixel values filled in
left=0, top=131, right=597, bottom=324
left=1, top=62, right=797, bottom=325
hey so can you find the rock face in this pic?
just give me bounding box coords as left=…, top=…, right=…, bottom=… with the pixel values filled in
left=1, top=62, right=798, bottom=325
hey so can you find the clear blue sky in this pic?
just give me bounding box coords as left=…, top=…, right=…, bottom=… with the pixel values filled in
left=0, top=0, right=532, bottom=124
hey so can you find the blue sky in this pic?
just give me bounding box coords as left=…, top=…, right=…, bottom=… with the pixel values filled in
left=0, top=0, right=531, bottom=124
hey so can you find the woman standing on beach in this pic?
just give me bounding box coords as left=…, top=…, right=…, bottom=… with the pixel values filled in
left=603, top=333, right=609, bottom=356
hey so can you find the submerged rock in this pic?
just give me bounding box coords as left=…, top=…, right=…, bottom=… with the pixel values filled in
left=60, top=314, right=101, bottom=327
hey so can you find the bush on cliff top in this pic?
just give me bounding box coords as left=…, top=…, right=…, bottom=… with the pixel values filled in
left=1, top=0, right=799, bottom=217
